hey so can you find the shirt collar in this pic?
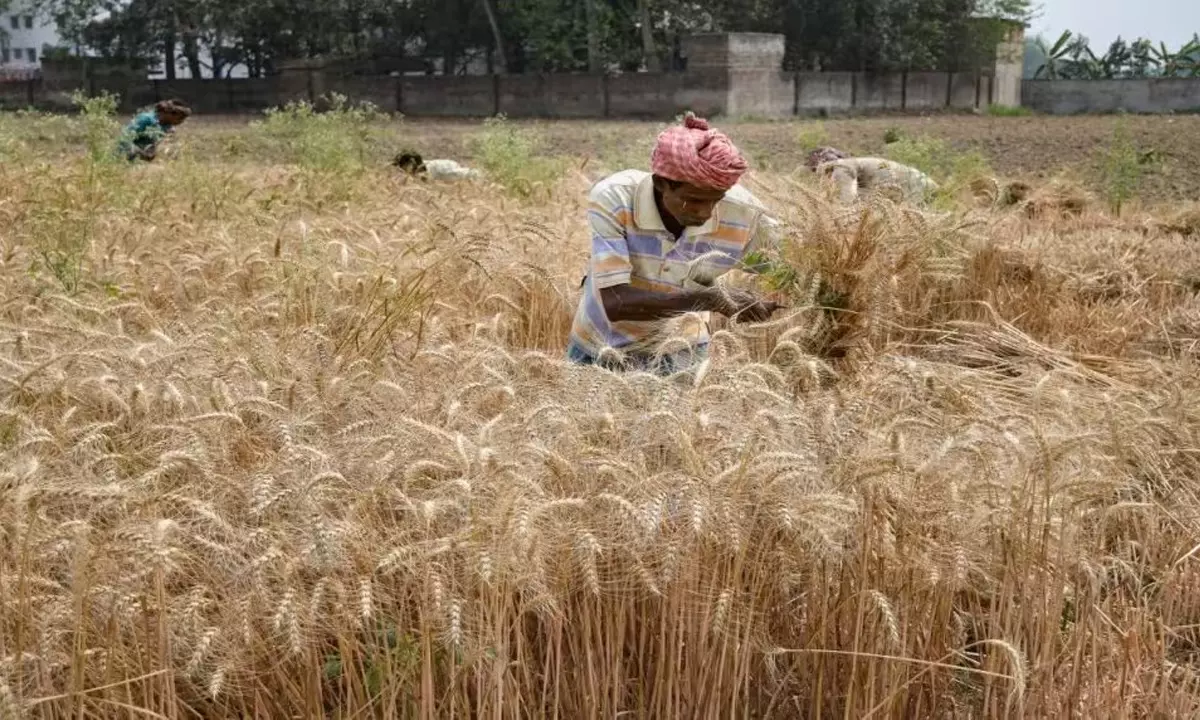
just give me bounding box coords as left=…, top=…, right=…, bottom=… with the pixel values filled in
left=632, top=174, right=719, bottom=237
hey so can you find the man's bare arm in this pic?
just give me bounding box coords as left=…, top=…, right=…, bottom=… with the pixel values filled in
left=600, top=285, right=715, bottom=322
left=600, top=285, right=778, bottom=323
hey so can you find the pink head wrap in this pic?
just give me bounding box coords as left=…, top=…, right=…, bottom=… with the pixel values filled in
left=650, top=112, right=748, bottom=192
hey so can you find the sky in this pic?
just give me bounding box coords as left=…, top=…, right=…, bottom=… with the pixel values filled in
left=1030, top=0, right=1200, bottom=50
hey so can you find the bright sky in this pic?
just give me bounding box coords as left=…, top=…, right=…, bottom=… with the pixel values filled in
left=1031, top=0, right=1200, bottom=50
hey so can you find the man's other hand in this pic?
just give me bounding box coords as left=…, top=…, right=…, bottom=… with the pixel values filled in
left=705, top=288, right=779, bottom=323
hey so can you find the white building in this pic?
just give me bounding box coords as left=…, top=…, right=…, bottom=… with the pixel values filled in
left=0, top=1, right=61, bottom=73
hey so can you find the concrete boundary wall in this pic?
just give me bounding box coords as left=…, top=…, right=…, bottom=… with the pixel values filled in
left=1022, top=78, right=1200, bottom=115
left=1, top=32, right=1030, bottom=117
left=11, top=65, right=997, bottom=118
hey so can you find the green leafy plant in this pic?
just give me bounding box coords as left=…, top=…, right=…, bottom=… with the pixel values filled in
left=986, top=104, right=1033, bottom=117
left=324, top=626, right=421, bottom=703
left=796, top=121, right=830, bottom=151
left=20, top=92, right=125, bottom=292
left=27, top=175, right=108, bottom=293
left=1097, top=116, right=1145, bottom=216
left=471, top=115, right=564, bottom=197
left=883, top=134, right=991, bottom=206
left=883, top=127, right=904, bottom=144
left=71, top=90, right=121, bottom=164
left=252, top=92, right=387, bottom=171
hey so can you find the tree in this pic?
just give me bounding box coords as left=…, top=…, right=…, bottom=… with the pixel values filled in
left=480, top=0, right=508, bottom=73
left=1152, top=37, right=1200, bottom=77
left=636, top=0, right=659, bottom=71
left=1033, top=31, right=1066, bottom=79
left=1033, top=31, right=1198, bottom=80
left=29, top=0, right=1045, bottom=80
left=1126, top=38, right=1156, bottom=78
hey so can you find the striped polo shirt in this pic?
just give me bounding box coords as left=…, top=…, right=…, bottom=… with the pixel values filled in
left=569, top=169, right=778, bottom=357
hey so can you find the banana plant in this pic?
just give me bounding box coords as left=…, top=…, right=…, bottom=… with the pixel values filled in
left=1098, top=37, right=1130, bottom=78
left=1065, top=34, right=1101, bottom=79
left=1178, top=37, right=1200, bottom=76
left=1034, top=29, right=1074, bottom=79
left=1151, top=37, right=1200, bottom=77
left=1127, top=38, right=1157, bottom=77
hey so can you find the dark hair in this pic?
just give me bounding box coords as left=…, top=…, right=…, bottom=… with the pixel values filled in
left=155, top=99, right=192, bottom=118
left=805, top=146, right=849, bottom=170
left=651, top=174, right=684, bottom=190
left=393, top=150, right=427, bottom=175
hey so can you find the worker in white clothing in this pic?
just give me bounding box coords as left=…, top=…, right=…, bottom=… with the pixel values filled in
left=393, top=150, right=481, bottom=181
left=806, top=147, right=938, bottom=205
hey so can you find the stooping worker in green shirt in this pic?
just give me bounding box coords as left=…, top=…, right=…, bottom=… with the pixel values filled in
left=117, top=99, right=192, bottom=162
left=567, top=113, right=783, bottom=376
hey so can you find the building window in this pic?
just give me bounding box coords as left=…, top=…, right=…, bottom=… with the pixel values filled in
left=27, top=48, right=36, bottom=63
left=10, top=48, right=22, bottom=61
left=9, top=16, right=19, bottom=30
left=24, top=16, right=34, bottom=29
left=1, top=48, right=9, bottom=64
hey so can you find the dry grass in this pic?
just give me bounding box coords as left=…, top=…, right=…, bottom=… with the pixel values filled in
left=2, top=114, right=1200, bottom=719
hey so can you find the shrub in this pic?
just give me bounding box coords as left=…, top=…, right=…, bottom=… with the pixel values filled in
left=72, top=90, right=121, bottom=164
left=470, top=115, right=564, bottom=197
left=884, top=134, right=992, bottom=205
left=17, top=92, right=125, bottom=292
left=796, top=121, right=830, bottom=151
left=1097, top=116, right=1144, bottom=216
left=252, top=92, right=388, bottom=171
left=986, top=104, right=1033, bottom=117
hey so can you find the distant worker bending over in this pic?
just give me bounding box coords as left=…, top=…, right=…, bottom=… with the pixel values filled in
left=117, top=100, right=192, bottom=162
left=393, top=150, right=481, bottom=181
left=568, top=113, right=781, bottom=375
left=806, top=147, right=937, bottom=205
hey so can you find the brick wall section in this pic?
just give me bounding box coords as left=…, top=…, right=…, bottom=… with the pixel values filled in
left=856, top=73, right=905, bottom=110
left=795, top=72, right=854, bottom=113
left=497, top=74, right=606, bottom=117
left=16, top=32, right=1060, bottom=118
left=948, top=73, right=979, bottom=109
left=606, top=73, right=693, bottom=118
left=332, top=75, right=399, bottom=112
left=904, top=72, right=946, bottom=109
left=1023, top=78, right=1200, bottom=114
left=400, top=76, right=495, bottom=116
left=681, top=34, right=731, bottom=70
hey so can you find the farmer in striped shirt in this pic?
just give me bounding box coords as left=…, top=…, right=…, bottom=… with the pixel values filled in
left=567, top=113, right=781, bottom=375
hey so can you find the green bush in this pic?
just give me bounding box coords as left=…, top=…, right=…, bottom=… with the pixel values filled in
left=986, top=105, right=1034, bottom=117
left=72, top=90, right=121, bottom=164
left=796, top=122, right=830, bottom=151
left=883, top=134, right=991, bottom=205
left=16, top=92, right=126, bottom=292
left=471, top=115, right=564, bottom=197
left=252, top=93, right=388, bottom=171
left=1097, top=116, right=1144, bottom=216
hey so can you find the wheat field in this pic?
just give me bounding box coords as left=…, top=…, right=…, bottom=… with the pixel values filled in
left=2, top=107, right=1200, bottom=719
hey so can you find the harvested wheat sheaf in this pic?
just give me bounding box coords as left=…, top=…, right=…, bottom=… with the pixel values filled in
left=2, top=124, right=1200, bottom=719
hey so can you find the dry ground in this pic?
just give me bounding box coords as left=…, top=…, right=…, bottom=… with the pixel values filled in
left=106, top=112, right=1200, bottom=203
left=392, top=114, right=1200, bottom=203
left=1, top=111, right=1200, bottom=718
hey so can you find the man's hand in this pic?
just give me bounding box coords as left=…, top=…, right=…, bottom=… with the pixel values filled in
left=704, top=288, right=779, bottom=323
left=598, top=284, right=779, bottom=324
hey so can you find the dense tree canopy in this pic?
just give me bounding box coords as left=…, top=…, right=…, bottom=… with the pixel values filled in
left=29, top=0, right=1034, bottom=78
